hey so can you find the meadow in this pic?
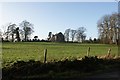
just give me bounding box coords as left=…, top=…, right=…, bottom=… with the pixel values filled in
left=2, top=42, right=118, bottom=67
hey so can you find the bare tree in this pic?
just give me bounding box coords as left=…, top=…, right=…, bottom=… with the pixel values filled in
left=97, top=13, right=119, bottom=44
left=2, top=23, right=16, bottom=42
left=19, top=20, right=34, bottom=41
left=0, top=29, right=3, bottom=41
left=81, top=34, right=86, bottom=42
left=8, top=24, right=16, bottom=42
left=76, top=27, right=86, bottom=42
left=109, top=13, right=118, bottom=44
left=1, top=24, right=8, bottom=40
left=64, top=28, right=71, bottom=42
left=70, top=29, right=76, bottom=42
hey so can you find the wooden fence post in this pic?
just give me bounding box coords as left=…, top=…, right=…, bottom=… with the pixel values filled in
left=107, top=48, right=111, bottom=57
left=44, top=49, right=47, bottom=63
left=87, top=47, right=90, bottom=57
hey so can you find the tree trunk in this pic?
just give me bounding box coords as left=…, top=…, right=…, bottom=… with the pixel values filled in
left=11, top=34, right=14, bottom=42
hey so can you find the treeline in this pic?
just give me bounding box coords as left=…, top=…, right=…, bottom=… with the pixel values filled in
left=0, top=20, right=34, bottom=42
left=0, top=13, right=119, bottom=44
left=64, top=27, right=86, bottom=42
left=47, top=27, right=88, bottom=43
left=97, top=13, right=120, bottom=45
left=63, top=28, right=100, bottom=43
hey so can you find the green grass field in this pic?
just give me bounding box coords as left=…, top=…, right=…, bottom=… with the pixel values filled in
left=2, top=42, right=118, bottom=67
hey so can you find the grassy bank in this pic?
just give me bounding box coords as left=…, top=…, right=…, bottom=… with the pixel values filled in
left=2, top=42, right=118, bottom=67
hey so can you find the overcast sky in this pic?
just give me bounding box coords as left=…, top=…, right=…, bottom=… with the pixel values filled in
left=0, top=2, right=118, bottom=40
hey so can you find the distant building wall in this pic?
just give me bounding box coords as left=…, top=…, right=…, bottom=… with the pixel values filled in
left=49, top=32, right=65, bottom=42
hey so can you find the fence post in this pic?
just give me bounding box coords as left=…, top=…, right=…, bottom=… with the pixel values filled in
left=44, top=49, right=47, bottom=63
left=107, top=48, right=111, bottom=57
left=87, top=47, right=90, bottom=57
